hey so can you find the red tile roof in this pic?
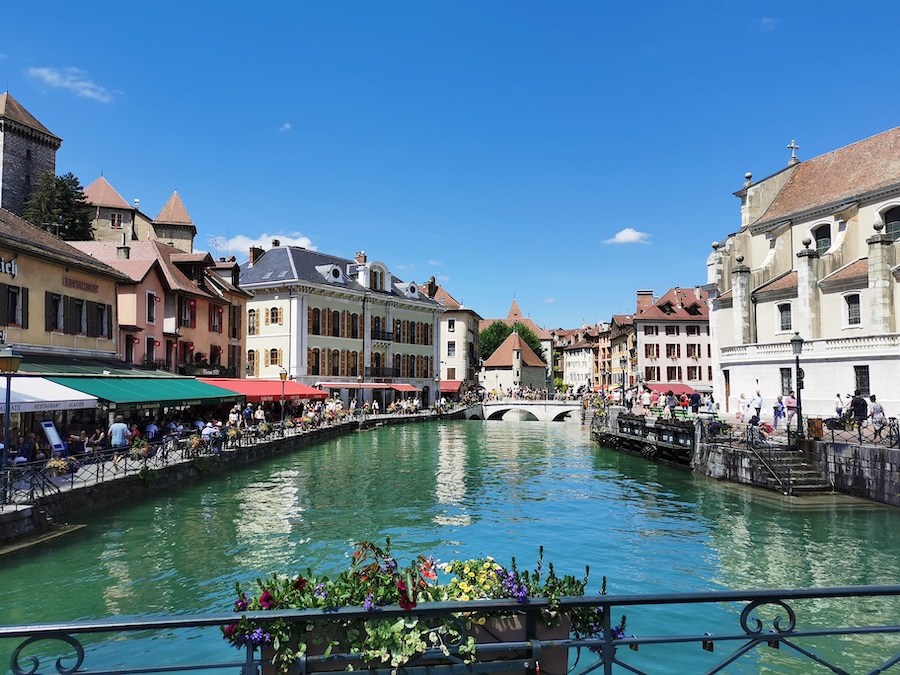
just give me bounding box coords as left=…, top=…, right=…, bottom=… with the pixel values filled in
left=755, top=126, right=900, bottom=227
left=483, top=331, right=546, bottom=368
left=754, top=271, right=797, bottom=294
left=820, top=258, right=868, bottom=284
left=634, top=286, right=709, bottom=321
left=83, top=176, right=132, bottom=210
left=155, top=191, right=194, bottom=225
left=479, top=299, right=551, bottom=339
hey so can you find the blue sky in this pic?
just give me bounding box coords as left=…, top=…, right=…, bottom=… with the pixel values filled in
left=3, top=1, right=900, bottom=329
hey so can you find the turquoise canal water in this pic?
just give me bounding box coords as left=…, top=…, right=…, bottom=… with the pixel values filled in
left=2, top=421, right=899, bottom=673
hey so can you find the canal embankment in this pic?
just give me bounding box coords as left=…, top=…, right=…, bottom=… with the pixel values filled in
left=0, top=407, right=467, bottom=547
left=592, top=406, right=900, bottom=507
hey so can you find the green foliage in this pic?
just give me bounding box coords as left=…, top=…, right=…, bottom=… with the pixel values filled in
left=23, top=172, right=94, bottom=240
left=479, top=321, right=546, bottom=363
left=138, top=465, right=158, bottom=483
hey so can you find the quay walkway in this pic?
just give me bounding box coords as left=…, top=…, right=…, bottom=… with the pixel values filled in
left=0, top=406, right=466, bottom=545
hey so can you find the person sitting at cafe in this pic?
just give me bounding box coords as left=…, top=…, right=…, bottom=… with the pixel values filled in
left=87, top=427, right=106, bottom=453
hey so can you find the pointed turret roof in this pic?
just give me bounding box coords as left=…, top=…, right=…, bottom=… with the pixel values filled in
left=84, top=176, right=132, bottom=210
left=0, top=92, right=61, bottom=143
left=507, top=299, right=523, bottom=320
left=154, top=191, right=194, bottom=226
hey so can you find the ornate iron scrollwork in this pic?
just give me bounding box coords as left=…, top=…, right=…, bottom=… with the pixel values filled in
left=11, top=634, right=85, bottom=675
left=739, top=599, right=797, bottom=635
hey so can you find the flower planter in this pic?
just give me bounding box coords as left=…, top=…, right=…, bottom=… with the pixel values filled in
left=471, top=613, right=569, bottom=675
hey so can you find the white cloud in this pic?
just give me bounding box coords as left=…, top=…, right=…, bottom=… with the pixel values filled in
left=27, top=67, right=113, bottom=103
left=0, top=54, right=7, bottom=61
left=603, top=228, right=651, bottom=244
left=544, top=297, right=556, bottom=304
left=279, top=122, right=292, bottom=132
left=394, top=263, right=413, bottom=271
left=227, top=232, right=317, bottom=257
left=428, top=259, right=445, bottom=266
left=755, top=16, right=779, bottom=31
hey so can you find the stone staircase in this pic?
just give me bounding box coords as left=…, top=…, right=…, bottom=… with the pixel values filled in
left=751, top=445, right=833, bottom=494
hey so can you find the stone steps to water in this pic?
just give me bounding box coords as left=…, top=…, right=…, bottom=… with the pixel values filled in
left=751, top=448, right=833, bottom=493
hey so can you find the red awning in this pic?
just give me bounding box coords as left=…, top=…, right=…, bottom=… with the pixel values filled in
left=440, top=380, right=463, bottom=393
left=389, top=383, right=419, bottom=392
left=198, top=378, right=327, bottom=402
left=644, top=383, right=697, bottom=397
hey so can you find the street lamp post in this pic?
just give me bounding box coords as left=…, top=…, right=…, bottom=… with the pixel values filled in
left=620, top=355, right=627, bottom=407
left=279, top=368, right=288, bottom=433
left=0, top=348, right=22, bottom=505
left=791, top=333, right=804, bottom=439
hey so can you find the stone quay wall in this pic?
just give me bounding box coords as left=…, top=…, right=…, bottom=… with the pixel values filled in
left=0, top=411, right=451, bottom=546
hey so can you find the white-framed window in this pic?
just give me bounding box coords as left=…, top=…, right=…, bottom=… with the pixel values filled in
left=644, top=326, right=658, bottom=336
left=777, top=303, right=792, bottom=332
left=686, top=325, right=700, bottom=336
left=884, top=206, right=900, bottom=241
left=665, top=325, right=679, bottom=336
left=813, top=223, right=831, bottom=255
left=447, top=341, right=457, bottom=357
left=447, top=318, right=455, bottom=332
left=75, top=299, right=87, bottom=334
left=248, top=309, right=258, bottom=335
left=845, top=293, right=862, bottom=327
left=110, top=212, right=123, bottom=229
left=7, top=286, right=22, bottom=325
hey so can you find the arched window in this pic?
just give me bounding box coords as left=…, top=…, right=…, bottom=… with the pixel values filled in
left=269, top=348, right=281, bottom=367
left=885, top=206, right=900, bottom=241
left=350, top=351, right=359, bottom=377
left=247, top=349, right=257, bottom=376
left=311, top=308, right=321, bottom=335
left=373, top=352, right=382, bottom=371
left=813, top=224, right=831, bottom=255
left=394, top=354, right=402, bottom=376
left=351, top=314, right=360, bottom=339
left=777, top=303, right=792, bottom=332
left=331, top=350, right=340, bottom=376
left=332, top=310, right=341, bottom=337
left=248, top=309, right=258, bottom=335
left=310, top=348, right=321, bottom=375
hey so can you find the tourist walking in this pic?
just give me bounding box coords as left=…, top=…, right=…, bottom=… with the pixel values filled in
left=108, top=415, right=131, bottom=467
left=737, top=393, right=748, bottom=423
left=835, top=393, right=844, bottom=419
left=772, top=396, right=785, bottom=431
left=849, top=391, right=869, bottom=441
left=749, top=389, right=763, bottom=420
left=869, top=395, right=886, bottom=440
left=784, top=391, right=798, bottom=431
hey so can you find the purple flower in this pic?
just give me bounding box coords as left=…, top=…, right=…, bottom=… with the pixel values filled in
left=363, top=593, right=377, bottom=611
left=496, top=569, right=528, bottom=602
left=315, top=583, right=327, bottom=599
left=234, top=594, right=249, bottom=611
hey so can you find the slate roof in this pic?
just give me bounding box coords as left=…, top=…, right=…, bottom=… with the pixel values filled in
left=754, top=126, right=900, bottom=227
left=634, top=286, right=709, bottom=321
left=240, top=246, right=443, bottom=307
left=482, top=331, right=546, bottom=368
left=83, top=176, right=132, bottom=210
left=0, top=92, right=61, bottom=143
left=0, top=208, right=127, bottom=281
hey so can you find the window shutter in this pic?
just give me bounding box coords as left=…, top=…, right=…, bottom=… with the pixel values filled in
left=85, top=301, right=97, bottom=337
left=278, top=349, right=283, bottom=366
left=190, top=304, right=196, bottom=329
left=307, top=348, right=312, bottom=374
left=0, top=284, right=7, bottom=326
left=44, top=291, right=54, bottom=331
left=21, top=288, right=28, bottom=329
left=265, top=308, right=270, bottom=325
left=106, top=303, right=112, bottom=338
left=208, top=306, right=214, bottom=332
left=264, top=350, right=270, bottom=366
left=307, top=306, right=313, bottom=334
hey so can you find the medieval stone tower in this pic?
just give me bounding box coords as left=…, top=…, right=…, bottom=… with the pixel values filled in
left=0, top=93, right=61, bottom=216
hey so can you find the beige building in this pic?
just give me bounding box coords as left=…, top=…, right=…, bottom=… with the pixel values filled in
left=479, top=331, right=547, bottom=393
left=418, top=277, right=482, bottom=398
left=241, top=244, right=445, bottom=405
left=708, top=129, right=900, bottom=417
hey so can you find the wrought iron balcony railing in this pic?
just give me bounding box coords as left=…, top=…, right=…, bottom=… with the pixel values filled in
left=2, top=586, right=898, bottom=675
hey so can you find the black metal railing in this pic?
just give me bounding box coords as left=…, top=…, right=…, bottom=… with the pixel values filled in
left=365, top=366, right=400, bottom=378
left=371, top=330, right=393, bottom=342
left=2, top=587, right=898, bottom=675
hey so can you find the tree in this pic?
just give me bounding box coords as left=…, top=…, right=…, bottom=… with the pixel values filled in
left=23, top=171, right=94, bottom=240
left=479, top=321, right=546, bottom=363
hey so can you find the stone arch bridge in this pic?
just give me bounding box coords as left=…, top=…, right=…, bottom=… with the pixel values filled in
left=464, top=400, right=583, bottom=422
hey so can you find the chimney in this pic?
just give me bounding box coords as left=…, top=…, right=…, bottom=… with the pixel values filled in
left=271, top=239, right=281, bottom=248
left=426, top=276, right=437, bottom=298
left=249, top=246, right=264, bottom=266
left=133, top=198, right=140, bottom=211
left=636, top=290, right=654, bottom=314
left=117, top=232, right=130, bottom=259
left=355, top=251, right=367, bottom=264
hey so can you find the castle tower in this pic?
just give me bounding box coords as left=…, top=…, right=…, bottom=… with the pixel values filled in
left=0, top=93, right=62, bottom=216
left=153, top=191, right=196, bottom=252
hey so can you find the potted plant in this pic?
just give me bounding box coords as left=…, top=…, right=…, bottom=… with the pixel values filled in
left=223, top=542, right=625, bottom=674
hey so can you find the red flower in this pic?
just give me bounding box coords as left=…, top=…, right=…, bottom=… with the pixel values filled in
left=294, top=577, right=307, bottom=591
left=223, top=624, right=237, bottom=638
left=397, top=580, right=416, bottom=611
left=259, top=591, right=276, bottom=609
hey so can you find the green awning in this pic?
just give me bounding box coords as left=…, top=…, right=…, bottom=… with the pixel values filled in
left=47, top=376, right=244, bottom=409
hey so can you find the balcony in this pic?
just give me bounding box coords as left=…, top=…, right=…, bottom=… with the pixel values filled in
left=365, top=366, right=400, bottom=378
left=371, top=330, right=393, bottom=342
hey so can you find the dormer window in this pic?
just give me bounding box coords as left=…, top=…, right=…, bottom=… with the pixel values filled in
left=884, top=206, right=900, bottom=241
left=660, top=302, right=675, bottom=315
left=684, top=304, right=701, bottom=316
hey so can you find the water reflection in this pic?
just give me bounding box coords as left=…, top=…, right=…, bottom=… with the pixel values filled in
left=1, top=420, right=898, bottom=674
